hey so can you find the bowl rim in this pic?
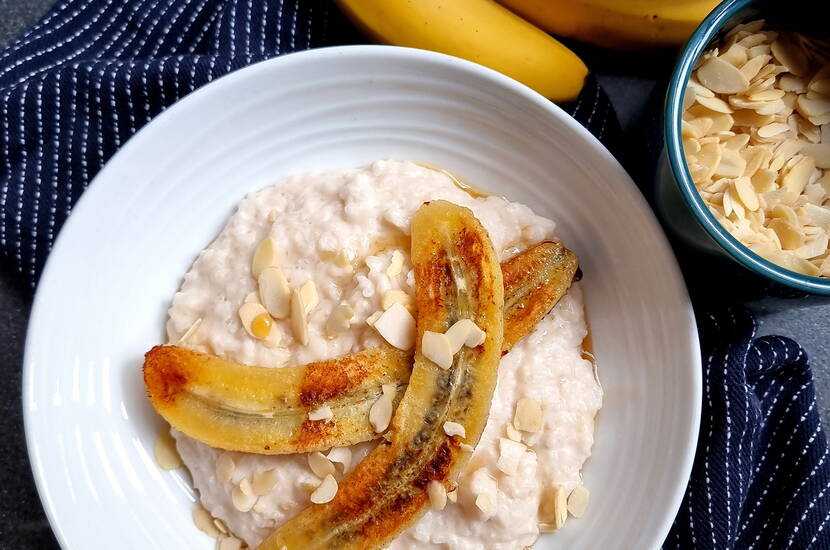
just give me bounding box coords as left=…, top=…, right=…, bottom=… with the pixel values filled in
left=664, top=0, right=830, bottom=294
left=25, top=44, right=702, bottom=550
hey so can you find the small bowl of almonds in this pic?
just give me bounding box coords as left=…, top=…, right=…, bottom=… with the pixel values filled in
left=657, top=0, right=830, bottom=293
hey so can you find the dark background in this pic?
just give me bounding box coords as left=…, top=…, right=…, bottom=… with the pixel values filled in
left=1, top=1, right=829, bottom=548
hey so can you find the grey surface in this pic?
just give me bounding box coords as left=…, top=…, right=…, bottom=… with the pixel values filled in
left=1, top=1, right=829, bottom=548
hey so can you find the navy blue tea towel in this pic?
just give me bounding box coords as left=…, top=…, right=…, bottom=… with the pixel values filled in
left=0, top=0, right=620, bottom=289
left=0, top=2, right=827, bottom=550
left=665, top=305, right=830, bottom=549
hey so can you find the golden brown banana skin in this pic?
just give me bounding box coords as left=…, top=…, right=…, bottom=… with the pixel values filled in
left=143, top=241, right=577, bottom=455
left=259, top=200, right=504, bottom=550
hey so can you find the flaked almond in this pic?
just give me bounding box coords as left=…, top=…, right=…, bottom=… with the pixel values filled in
left=310, top=474, right=338, bottom=504
left=176, top=317, right=203, bottom=345
left=386, top=249, right=405, bottom=277
left=252, top=237, right=279, bottom=278
left=514, top=397, right=543, bottom=433
left=794, top=233, right=829, bottom=260
left=497, top=437, right=527, bottom=476
left=798, top=94, right=830, bottom=118
left=567, top=486, right=590, bottom=518
left=769, top=218, right=805, bottom=249
left=299, top=280, right=319, bottom=314
left=443, top=421, right=466, bottom=439
left=715, top=148, right=747, bottom=178
left=427, top=480, right=447, bottom=511
left=325, top=303, right=355, bottom=338
left=697, top=95, right=733, bottom=113
left=381, top=289, right=413, bottom=312
left=193, top=506, right=220, bottom=538
left=475, top=493, right=497, bottom=519
left=154, top=427, right=182, bottom=470
left=218, top=536, right=243, bottom=550
left=733, top=177, right=760, bottom=211
left=782, top=156, right=816, bottom=196
left=369, top=384, right=396, bottom=433
left=335, top=248, right=356, bottom=267
left=539, top=485, right=569, bottom=532
left=300, top=477, right=322, bottom=492
left=770, top=39, right=809, bottom=76
left=308, top=452, right=337, bottom=479
left=238, top=302, right=272, bottom=340
left=216, top=453, right=235, bottom=484
left=740, top=54, right=771, bottom=80
left=252, top=469, right=279, bottom=495
left=327, top=447, right=352, bottom=473
left=290, top=288, right=309, bottom=346
left=213, top=518, right=229, bottom=535
left=238, top=477, right=254, bottom=497
left=506, top=423, right=523, bottom=442
left=258, top=267, right=290, bottom=319
left=308, top=405, right=333, bottom=421
left=802, top=203, right=830, bottom=226
left=422, top=330, right=454, bottom=370
left=373, top=303, right=416, bottom=350
left=231, top=484, right=257, bottom=512
left=801, top=143, right=830, bottom=169
left=447, top=489, right=458, bottom=503
left=697, top=56, right=750, bottom=93
left=757, top=122, right=790, bottom=138
left=365, top=310, right=383, bottom=327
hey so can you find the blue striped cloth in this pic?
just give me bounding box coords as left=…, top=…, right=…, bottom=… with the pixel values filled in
left=0, top=1, right=827, bottom=549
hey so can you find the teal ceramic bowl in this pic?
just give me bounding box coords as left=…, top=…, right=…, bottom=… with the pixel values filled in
left=656, top=0, right=830, bottom=294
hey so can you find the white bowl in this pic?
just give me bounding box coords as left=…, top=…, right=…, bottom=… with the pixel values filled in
left=24, top=46, right=700, bottom=550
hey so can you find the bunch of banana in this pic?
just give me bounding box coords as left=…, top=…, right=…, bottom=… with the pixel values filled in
left=143, top=240, right=578, bottom=454
left=259, top=200, right=504, bottom=549
left=497, top=0, right=720, bottom=50
left=334, top=0, right=718, bottom=101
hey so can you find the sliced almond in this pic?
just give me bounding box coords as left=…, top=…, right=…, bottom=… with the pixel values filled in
left=252, top=237, right=279, bottom=278
left=369, top=384, right=395, bottom=433
left=475, top=492, right=497, bottom=519
left=154, top=427, right=182, bottom=470
left=567, top=486, right=590, bottom=518
left=447, top=489, right=458, bottom=503
left=381, top=289, right=413, bottom=312
left=231, top=484, right=257, bottom=512
left=325, top=303, right=355, bottom=339
left=770, top=39, right=809, bottom=76
left=782, top=156, right=816, bottom=196
left=514, top=397, right=543, bottom=433
left=443, top=421, right=466, bottom=439
left=258, top=267, right=290, bottom=319
left=769, top=218, right=805, bottom=249
left=740, top=54, right=771, bottom=80
left=308, top=405, right=333, bottom=422
left=290, top=288, right=309, bottom=346
left=801, top=143, right=830, bottom=169
left=715, top=147, right=747, bottom=178
left=373, top=303, right=416, bottom=350
left=252, top=469, right=278, bottom=495
left=238, top=477, right=254, bottom=497
left=733, top=177, right=760, bottom=211
left=218, top=537, right=243, bottom=550
left=802, top=203, right=830, bottom=226
left=238, top=302, right=272, bottom=340
left=422, top=330, right=454, bottom=370
left=192, top=506, right=220, bottom=538
left=697, top=95, right=733, bottom=113
left=216, top=453, right=235, bottom=484
left=506, top=423, right=523, bottom=442
left=798, top=94, right=830, bottom=118
left=539, top=485, right=569, bottom=532
left=386, top=249, right=405, bottom=277
left=310, top=474, right=338, bottom=504
left=365, top=310, right=383, bottom=327
left=427, top=480, right=447, bottom=511
left=497, top=437, right=527, bottom=476
left=697, top=56, right=750, bottom=93
left=732, top=109, right=773, bottom=127
left=327, top=447, right=352, bottom=473
left=752, top=169, right=778, bottom=193
left=756, top=248, right=820, bottom=276
left=724, top=133, right=750, bottom=150
left=300, top=280, right=319, bottom=314
left=757, top=122, right=790, bottom=138
left=176, top=317, right=203, bottom=345
left=445, top=319, right=473, bottom=353
left=794, top=233, right=829, bottom=259
left=308, top=452, right=337, bottom=479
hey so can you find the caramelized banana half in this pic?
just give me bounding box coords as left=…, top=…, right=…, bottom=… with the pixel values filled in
left=259, top=200, right=504, bottom=549
left=143, top=240, right=577, bottom=455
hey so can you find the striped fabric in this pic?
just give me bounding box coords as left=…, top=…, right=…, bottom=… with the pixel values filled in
left=0, top=1, right=826, bottom=549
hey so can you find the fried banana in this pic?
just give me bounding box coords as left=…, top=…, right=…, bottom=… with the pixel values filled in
left=143, top=241, right=577, bottom=455
left=258, top=199, right=503, bottom=549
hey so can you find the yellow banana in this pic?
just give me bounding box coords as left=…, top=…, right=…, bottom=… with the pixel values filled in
left=334, top=0, right=587, bottom=102
left=497, top=0, right=720, bottom=50
left=259, top=200, right=504, bottom=550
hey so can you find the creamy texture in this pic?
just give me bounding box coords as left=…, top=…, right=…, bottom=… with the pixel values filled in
left=168, top=160, right=602, bottom=549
